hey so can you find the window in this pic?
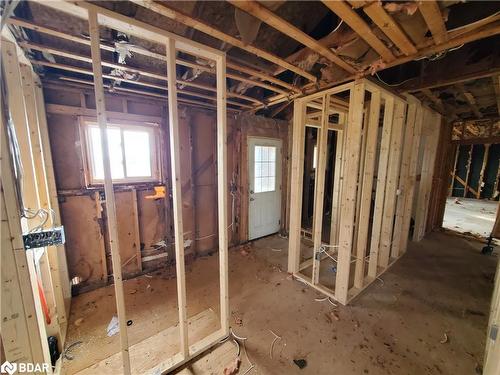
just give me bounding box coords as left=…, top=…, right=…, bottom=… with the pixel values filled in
left=254, top=145, right=276, bottom=193
left=83, top=121, right=160, bottom=184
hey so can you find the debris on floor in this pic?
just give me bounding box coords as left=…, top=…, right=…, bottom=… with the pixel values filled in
left=269, top=330, right=282, bottom=359
left=293, top=359, right=307, bottom=369
left=440, top=332, right=449, bottom=344
left=223, top=357, right=241, bottom=375
left=107, top=316, right=119, bottom=337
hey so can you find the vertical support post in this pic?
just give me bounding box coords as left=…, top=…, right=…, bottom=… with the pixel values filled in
left=354, top=91, right=381, bottom=289
left=216, top=52, right=229, bottom=336
left=449, top=144, right=459, bottom=196
left=378, top=100, right=406, bottom=268
left=131, top=189, right=142, bottom=271
left=311, top=94, right=330, bottom=284
left=413, top=111, right=441, bottom=242
left=367, top=97, right=395, bottom=278
left=165, top=38, right=189, bottom=357
left=329, top=123, right=345, bottom=246
left=88, top=11, right=131, bottom=374
left=335, top=81, right=365, bottom=304
left=399, top=103, right=424, bottom=254
left=464, top=144, right=473, bottom=197
left=478, top=144, right=491, bottom=199
left=1, top=77, right=47, bottom=367
left=2, top=38, right=51, bottom=368
left=391, top=101, right=417, bottom=258
left=34, top=74, right=71, bottom=323
left=288, top=99, right=306, bottom=274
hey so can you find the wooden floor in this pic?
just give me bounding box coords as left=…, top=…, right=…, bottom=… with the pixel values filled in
left=62, top=232, right=497, bottom=374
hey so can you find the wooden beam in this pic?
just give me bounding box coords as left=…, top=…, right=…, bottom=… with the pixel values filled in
left=378, top=100, right=406, bottom=268
left=33, top=74, right=71, bottom=319
left=29, top=59, right=253, bottom=109
left=367, top=96, right=395, bottom=278
left=478, top=144, right=491, bottom=198
left=354, top=91, right=381, bottom=289
left=22, top=41, right=261, bottom=106
left=228, top=0, right=356, bottom=74
left=363, top=2, right=417, bottom=56
left=165, top=37, right=189, bottom=357
left=258, top=18, right=500, bottom=112
left=1, top=38, right=49, bottom=367
left=418, top=1, right=448, bottom=45
left=288, top=99, right=306, bottom=273
left=413, top=111, right=441, bottom=242
left=457, top=83, right=483, bottom=118
left=215, top=50, right=230, bottom=336
left=321, top=0, right=395, bottom=62
left=421, top=89, right=445, bottom=114
left=32, top=0, right=224, bottom=61
left=335, top=81, right=365, bottom=304
left=52, top=76, right=240, bottom=113
left=397, top=99, right=424, bottom=255
left=311, top=94, right=331, bottom=285
left=463, top=144, right=474, bottom=197
left=88, top=10, right=131, bottom=374
left=9, top=17, right=297, bottom=94
left=130, top=0, right=317, bottom=81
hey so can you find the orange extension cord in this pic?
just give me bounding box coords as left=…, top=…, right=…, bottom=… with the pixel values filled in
left=37, top=277, right=51, bottom=325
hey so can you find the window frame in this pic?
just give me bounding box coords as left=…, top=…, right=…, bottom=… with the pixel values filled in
left=80, top=117, right=162, bottom=186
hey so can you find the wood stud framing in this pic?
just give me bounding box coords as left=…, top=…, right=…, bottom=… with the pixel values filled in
left=288, top=79, right=440, bottom=305
left=1, top=3, right=230, bottom=373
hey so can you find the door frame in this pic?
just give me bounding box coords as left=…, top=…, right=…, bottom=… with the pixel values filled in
left=247, top=136, right=283, bottom=240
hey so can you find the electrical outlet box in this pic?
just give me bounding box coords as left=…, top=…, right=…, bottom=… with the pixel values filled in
left=23, top=226, right=66, bottom=250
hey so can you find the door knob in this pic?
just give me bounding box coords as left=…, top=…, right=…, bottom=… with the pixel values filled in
left=250, top=197, right=255, bottom=201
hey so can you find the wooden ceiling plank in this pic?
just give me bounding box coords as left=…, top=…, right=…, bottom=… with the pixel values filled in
left=8, top=17, right=294, bottom=96
left=130, top=0, right=317, bottom=81
left=228, top=0, right=357, bottom=74
left=321, top=0, right=395, bottom=62
left=418, top=1, right=448, bottom=45
left=363, top=2, right=418, bottom=56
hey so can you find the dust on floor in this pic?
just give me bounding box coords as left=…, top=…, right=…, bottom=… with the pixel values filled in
left=63, top=232, right=497, bottom=375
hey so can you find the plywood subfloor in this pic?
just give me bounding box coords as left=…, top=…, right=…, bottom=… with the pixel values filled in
left=63, top=232, right=496, bottom=374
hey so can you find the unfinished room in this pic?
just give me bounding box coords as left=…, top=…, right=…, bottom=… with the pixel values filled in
left=2, top=1, right=500, bottom=374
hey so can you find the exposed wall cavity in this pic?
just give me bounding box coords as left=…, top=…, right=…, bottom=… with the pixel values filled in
left=44, top=82, right=290, bottom=293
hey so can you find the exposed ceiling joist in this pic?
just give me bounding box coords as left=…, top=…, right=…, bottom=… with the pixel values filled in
left=7, top=17, right=294, bottom=96
left=51, top=77, right=239, bottom=112
left=227, top=0, right=357, bottom=74
left=22, top=40, right=263, bottom=105
left=130, top=0, right=317, bottom=82
left=456, top=83, right=483, bottom=119
left=421, top=88, right=445, bottom=114
left=418, top=1, right=448, bottom=45
left=29, top=59, right=255, bottom=109
left=363, top=2, right=418, bottom=56
left=321, top=0, right=395, bottom=62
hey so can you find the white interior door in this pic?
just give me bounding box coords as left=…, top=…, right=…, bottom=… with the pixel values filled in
left=248, top=137, right=282, bottom=240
